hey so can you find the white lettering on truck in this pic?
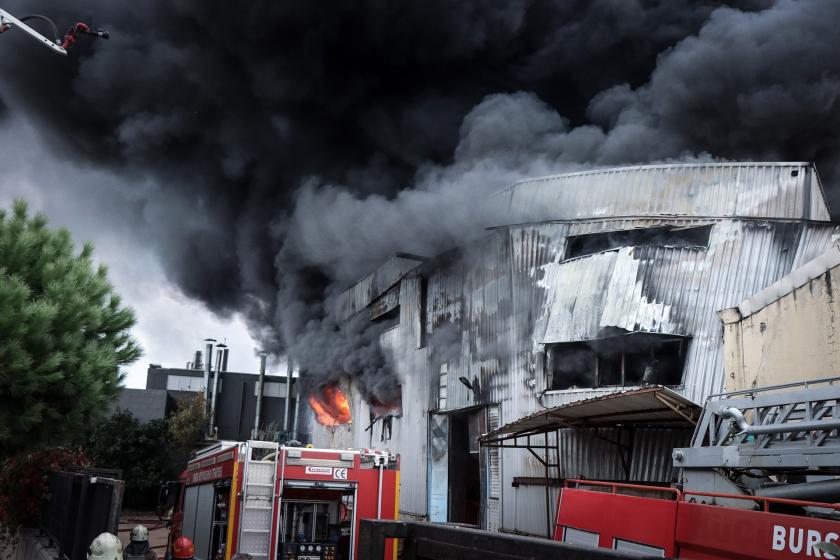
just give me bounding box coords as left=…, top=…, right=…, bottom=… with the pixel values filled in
left=773, top=525, right=838, bottom=558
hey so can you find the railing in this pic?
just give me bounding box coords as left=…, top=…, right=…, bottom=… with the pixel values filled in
left=358, top=519, right=660, bottom=560
left=564, top=479, right=682, bottom=500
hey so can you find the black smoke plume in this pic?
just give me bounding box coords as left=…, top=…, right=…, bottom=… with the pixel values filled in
left=2, top=0, right=838, bottom=405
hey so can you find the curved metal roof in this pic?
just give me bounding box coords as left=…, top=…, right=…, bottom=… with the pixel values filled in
left=492, top=162, right=831, bottom=226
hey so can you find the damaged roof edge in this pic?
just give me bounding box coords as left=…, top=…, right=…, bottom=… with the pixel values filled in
left=500, top=161, right=816, bottom=191
left=722, top=240, right=840, bottom=322
left=491, top=162, right=831, bottom=225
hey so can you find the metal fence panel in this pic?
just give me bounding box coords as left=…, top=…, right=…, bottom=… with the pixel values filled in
left=38, top=471, right=124, bottom=560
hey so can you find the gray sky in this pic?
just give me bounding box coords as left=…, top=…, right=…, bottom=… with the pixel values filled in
left=0, top=115, right=262, bottom=387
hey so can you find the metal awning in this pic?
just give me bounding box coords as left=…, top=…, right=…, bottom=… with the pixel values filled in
left=479, top=386, right=700, bottom=446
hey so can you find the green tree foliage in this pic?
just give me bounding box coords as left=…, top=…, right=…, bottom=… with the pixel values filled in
left=85, top=397, right=208, bottom=509
left=168, top=394, right=207, bottom=450
left=84, top=410, right=174, bottom=509
left=0, top=200, right=141, bottom=456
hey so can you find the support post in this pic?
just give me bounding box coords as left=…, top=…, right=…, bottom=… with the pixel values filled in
left=544, top=436, right=551, bottom=539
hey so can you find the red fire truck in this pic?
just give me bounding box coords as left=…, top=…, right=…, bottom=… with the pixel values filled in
left=159, top=440, right=399, bottom=560
left=554, top=379, right=840, bottom=559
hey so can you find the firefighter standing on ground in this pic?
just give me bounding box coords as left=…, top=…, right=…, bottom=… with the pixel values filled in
left=173, top=536, right=196, bottom=560
left=87, top=533, right=123, bottom=560
left=125, top=525, right=157, bottom=560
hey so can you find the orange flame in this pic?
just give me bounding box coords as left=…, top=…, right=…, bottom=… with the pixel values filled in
left=309, top=386, right=352, bottom=426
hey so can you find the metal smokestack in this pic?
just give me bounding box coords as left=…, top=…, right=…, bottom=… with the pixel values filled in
left=253, top=351, right=267, bottom=439
left=203, top=338, right=216, bottom=410
left=222, top=346, right=229, bottom=372
left=209, top=343, right=226, bottom=437
left=291, top=366, right=301, bottom=438
left=283, top=358, right=293, bottom=432
left=193, top=350, right=203, bottom=370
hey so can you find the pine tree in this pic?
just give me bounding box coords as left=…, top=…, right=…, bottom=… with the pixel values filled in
left=0, top=200, right=141, bottom=457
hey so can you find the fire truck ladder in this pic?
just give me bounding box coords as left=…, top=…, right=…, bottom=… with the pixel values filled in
left=674, top=377, right=840, bottom=472
left=237, top=441, right=280, bottom=559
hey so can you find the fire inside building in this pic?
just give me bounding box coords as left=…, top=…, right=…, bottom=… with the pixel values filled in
left=303, top=162, right=840, bottom=537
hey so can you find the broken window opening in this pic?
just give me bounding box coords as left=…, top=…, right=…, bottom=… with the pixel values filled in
left=371, top=306, right=399, bottom=330
left=366, top=386, right=401, bottom=443
left=370, top=284, right=400, bottom=329
left=564, top=225, right=712, bottom=261
left=546, top=334, right=688, bottom=391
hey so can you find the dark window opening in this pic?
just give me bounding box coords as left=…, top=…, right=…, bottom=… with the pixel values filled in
left=448, top=411, right=481, bottom=526
left=371, top=306, right=399, bottom=329
left=564, top=225, right=712, bottom=260
left=547, top=334, right=688, bottom=390
left=370, top=284, right=400, bottom=329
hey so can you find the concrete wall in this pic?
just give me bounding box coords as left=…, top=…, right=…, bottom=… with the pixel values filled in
left=721, top=266, right=840, bottom=392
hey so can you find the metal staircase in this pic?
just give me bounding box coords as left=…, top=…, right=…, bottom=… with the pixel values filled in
left=674, top=377, right=840, bottom=471
left=237, top=441, right=280, bottom=558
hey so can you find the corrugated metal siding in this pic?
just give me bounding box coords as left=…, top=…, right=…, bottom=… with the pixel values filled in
left=495, top=163, right=831, bottom=225
left=309, top=163, right=839, bottom=537
left=334, top=255, right=424, bottom=320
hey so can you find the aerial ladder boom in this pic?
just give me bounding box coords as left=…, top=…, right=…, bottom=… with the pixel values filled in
left=0, top=8, right=108, bottom=55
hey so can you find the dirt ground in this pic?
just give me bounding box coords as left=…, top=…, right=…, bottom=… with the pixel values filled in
left=119, top=512, right=170, bottom=556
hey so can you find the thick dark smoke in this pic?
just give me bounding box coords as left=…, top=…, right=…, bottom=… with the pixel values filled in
left=2, top=0, right=839, bottom=404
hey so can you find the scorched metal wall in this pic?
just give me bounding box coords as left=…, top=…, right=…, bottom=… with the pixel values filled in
left=309, top=162, right=838, bottom=536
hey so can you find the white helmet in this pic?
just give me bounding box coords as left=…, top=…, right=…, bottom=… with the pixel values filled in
left=130, top=525, right=149, bottom=543
left=87, top=533, right=123, bottom=560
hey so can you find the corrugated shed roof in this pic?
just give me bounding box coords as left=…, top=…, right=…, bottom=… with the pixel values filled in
left=729, top=241, right=840, bottom=320
left=480, top=386, right=699, bottom=444
left=493, top=162, right=830, bottom=225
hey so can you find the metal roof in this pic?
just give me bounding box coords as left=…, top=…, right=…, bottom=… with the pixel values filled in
left=492, top=162, right=831, bottom=226
left=479, top=386, right=700, bottom=445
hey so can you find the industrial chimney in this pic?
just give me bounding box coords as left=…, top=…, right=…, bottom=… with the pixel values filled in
left=203, top=338, right=216, bottom=404
left=252, top=351, right=267, bottom=439
left=193, top=350, right=203, bottom=370
left=209, top=343, right=227, bottom=437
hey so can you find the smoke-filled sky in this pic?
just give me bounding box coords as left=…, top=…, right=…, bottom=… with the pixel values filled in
left=1, top=0, right=839, bottom=393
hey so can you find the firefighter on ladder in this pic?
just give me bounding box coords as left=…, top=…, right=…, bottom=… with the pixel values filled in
left=125, top=525, right=156, bottom=560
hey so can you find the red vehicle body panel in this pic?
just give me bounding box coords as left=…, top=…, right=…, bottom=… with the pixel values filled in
left=556, top=488, right=678, bottom=556
left=676, top=501, right=840, bottom=560
left=555, top=481, right=840, bottom=560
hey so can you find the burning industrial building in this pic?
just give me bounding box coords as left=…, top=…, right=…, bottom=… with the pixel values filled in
left=304, top=161, right=839, bottom=535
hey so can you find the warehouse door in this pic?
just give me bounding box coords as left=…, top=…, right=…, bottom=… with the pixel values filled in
left=428, top=414, right=449, bottom=522
left=448, top=409, right=482, bottom=526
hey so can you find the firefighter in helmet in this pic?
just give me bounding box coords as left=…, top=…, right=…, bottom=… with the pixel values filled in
left=172, top=536, right=195, bottom=560
left=125, top=525, right=156, bottom=560
left=87, top=533, right=123, bottom=560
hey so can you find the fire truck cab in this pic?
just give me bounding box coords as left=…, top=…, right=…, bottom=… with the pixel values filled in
left=161, top=440, right=399, bottom=560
